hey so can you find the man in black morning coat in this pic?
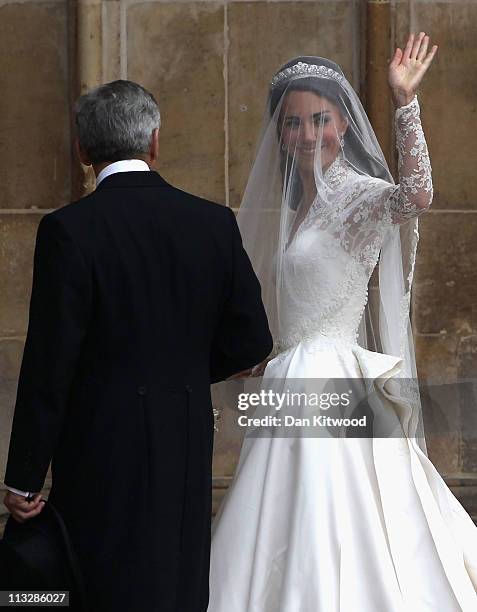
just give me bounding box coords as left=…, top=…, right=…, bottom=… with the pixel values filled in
left=3, top=80, right=273, bottom=611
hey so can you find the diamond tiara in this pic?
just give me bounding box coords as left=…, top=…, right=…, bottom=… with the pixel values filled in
left=271, top=62, right=344, bottom=88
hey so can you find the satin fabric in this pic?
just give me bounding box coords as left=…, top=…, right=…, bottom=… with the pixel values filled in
left=209, top=335, right=477, bottom=611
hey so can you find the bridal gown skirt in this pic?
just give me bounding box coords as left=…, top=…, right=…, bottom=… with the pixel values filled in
left=208, top=333, right=477, bottom=612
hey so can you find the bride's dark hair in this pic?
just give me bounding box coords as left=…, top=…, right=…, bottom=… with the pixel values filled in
left=269, top=56, right=390, bottom=209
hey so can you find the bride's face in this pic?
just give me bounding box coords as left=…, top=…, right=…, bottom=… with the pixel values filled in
left=280, top=90, right=348, bottom=173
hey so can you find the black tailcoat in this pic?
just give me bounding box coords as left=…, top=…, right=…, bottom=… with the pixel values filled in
left=5, top=171, right=273, bottom=611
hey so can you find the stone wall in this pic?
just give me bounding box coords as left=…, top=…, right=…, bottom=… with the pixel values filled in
left=403, top=1, right=477, bottom=514
left=0, top=0, right=476, bottom=525
left=0, top=0, right=74, bottom=523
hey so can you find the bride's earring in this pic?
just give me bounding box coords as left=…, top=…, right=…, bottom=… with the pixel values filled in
left=339, top=134, right=345, bottom=149
left=281, top=142, right=287, bottom=152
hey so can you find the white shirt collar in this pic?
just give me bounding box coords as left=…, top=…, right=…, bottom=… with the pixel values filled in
left=96, top=159, right=150, bottom=187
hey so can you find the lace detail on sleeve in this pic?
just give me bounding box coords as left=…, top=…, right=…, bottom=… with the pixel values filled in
left=388, top=96, right=433, bottom=223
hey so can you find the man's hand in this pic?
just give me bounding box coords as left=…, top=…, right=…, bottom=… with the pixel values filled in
left=227, top=357, right=272, bottom=380
left=3, top=491, right=45, bottom=523
left=227, top=368, right=253, bottom=380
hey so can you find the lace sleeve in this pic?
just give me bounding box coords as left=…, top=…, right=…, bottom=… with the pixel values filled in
left=388, top=96, right=433, bottom=223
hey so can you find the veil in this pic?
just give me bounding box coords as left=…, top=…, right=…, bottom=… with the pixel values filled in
left=234, top=56, right=426, bottom=451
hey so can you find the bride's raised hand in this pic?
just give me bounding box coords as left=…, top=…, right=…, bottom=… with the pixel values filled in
left=388, top=32, right=438, bottom=107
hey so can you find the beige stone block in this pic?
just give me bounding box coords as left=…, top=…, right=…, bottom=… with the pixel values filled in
left=127, top=2, right=225, bottom=203
left=414, top=334, right=460, bottom=473
left=0, top=345, right=56, bottom=490
left=211, top=384, right=246, bottom=478
left=0, top=340, right=24, bottom=483
left=420, top=383, right=460, bottom=474
left=77, top=0, right=102, bottom=93
left=0, top=214, right=43, bottom=336
left=426, top=432, right=459, bottom=477
left=0, top=338, right=24, bottom=382
left=412, top=213, right=477, bottom=336
left=396, top=3, right=477, bottom=209
left=103, top=1, right=122, bottom=83
left=0, top=377, right=17, bottom=485
left=458, top=335, right=477, bottom=473
left=228, top=1, right=357, bottom=207
left=414, top=332, right=458, bottom=381
left=414, top=329, right=477, bottom=476
left=448, top=479, right=477, bottom=521
left=0, top=3, right=71, bottom=209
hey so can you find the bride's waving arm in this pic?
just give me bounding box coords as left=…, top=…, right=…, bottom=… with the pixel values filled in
left=389, top=96, right=432, bottom=222
left=387, top=32, right=438, bottom=223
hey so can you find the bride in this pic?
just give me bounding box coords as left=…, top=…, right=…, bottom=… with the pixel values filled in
left=208, top=33, right=477, bottom=611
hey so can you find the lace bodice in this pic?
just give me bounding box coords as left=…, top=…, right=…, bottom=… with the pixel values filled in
left=279, top=229, right=369, bottom=348
left=277, top=96, right=432, bottom=350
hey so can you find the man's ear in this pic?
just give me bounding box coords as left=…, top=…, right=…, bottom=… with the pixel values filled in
left=75, top=138, right=92, bottom=166
left=149, top=128, right=160, bottom=164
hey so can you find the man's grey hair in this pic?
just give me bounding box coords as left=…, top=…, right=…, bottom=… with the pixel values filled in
left=74, top=80, right=161, bottom=164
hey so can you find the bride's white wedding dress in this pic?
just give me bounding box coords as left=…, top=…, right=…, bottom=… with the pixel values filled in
left=208, top=98, right=477, bottom=611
